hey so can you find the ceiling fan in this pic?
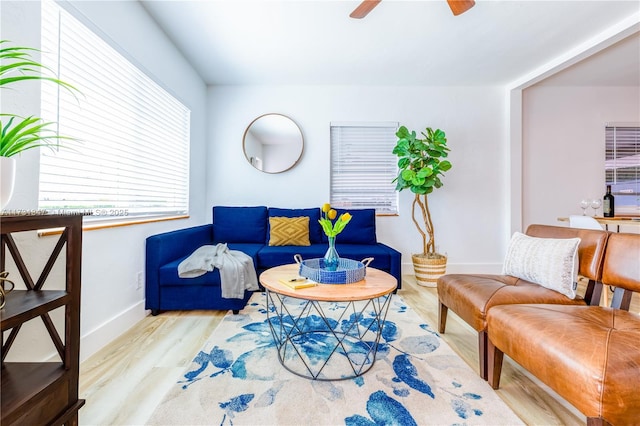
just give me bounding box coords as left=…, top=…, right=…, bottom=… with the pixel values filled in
left=350, top=0, right=475, bottom=19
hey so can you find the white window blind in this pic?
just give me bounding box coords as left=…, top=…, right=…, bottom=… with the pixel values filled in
left=330, top=122, right=398, bottom=214
left=38, top=0, right=190, bottom=220
left=605, top=124, right=640, bottom=215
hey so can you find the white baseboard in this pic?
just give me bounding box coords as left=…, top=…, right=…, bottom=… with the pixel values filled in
left=77, top=300, right=147, bottom=363
left=402, top=262, right=502, bottom=276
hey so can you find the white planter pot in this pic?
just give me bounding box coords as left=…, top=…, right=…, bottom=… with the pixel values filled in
left=1, top=156, right=16, bottom=209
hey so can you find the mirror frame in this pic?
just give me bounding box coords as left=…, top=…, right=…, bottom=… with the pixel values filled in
left=242, top=113, right=304, bottom=174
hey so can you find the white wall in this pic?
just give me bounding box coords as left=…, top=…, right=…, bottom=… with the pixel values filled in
left=208, top=85, right=510, bottom=274
left=522, top=85, right=640, bottom=232
left=1, top=0, right=208, bottom=362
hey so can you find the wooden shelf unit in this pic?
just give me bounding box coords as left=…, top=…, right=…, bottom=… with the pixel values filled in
left=1, top=214, right=85, bottom=426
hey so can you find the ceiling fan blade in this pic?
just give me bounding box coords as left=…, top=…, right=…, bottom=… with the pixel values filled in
left=350, top=0, right=382, bottom=19
left=447, top=0, right=475, bottom=16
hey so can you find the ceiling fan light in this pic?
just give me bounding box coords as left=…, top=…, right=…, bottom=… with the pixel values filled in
left=350, top=0, right=382, bottom=19
left=447, top=0, right=476, bottom=16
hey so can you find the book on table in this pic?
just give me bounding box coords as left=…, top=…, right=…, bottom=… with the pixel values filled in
left=278, top=277, right=317, bottom=289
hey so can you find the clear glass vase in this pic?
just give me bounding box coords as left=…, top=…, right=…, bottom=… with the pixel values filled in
left=323, top=236, right=340, bottom=271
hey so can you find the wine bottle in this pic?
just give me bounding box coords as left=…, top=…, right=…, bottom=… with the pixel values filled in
left=603, top=185, right=615, bottom=217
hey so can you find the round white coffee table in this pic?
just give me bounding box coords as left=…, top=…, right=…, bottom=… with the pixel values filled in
left=259, top=263, right=397, bottom=380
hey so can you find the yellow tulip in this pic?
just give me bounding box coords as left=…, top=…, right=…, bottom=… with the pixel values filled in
left=328, top=209, right=337, bottom=220
left=322, top=203, right=331, bottom=213
left=341, top=212, right=352, bottom=222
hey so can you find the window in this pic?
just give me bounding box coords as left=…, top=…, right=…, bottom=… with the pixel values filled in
left=38, top=0, right=190, bottom=221
left=330, top=122, right=398, bottom=214
left=605, top=124, right=640, bottom=215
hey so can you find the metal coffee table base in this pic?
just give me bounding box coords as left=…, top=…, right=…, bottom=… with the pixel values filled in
left=265, top=289, right=393, bottom=381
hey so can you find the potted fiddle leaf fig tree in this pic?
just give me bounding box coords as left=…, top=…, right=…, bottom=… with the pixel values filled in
left=0, top=40, right=78, bottom=208
left=392, top=125, right=452, bottom=287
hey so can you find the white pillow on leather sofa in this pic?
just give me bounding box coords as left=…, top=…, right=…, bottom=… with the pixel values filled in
left=502, top=232, right=580, bottom=299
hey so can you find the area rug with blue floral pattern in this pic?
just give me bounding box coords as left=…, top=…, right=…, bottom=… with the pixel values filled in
left=148, top=292, right=523, bottom=425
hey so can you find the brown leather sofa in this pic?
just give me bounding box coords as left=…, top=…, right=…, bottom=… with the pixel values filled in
left=487, top=232, right=640, bottom=425
left=437, top=224, right=610, bottom=380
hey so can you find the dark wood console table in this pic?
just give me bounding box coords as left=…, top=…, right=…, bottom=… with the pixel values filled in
left=1, top=214, right=85, bottom=426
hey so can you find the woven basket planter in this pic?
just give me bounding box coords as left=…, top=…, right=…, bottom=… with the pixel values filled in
left=412, top=254, right=447, bottom=287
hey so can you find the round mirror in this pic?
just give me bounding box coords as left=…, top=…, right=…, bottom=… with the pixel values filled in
left=243, top=113, right=304, bottom=173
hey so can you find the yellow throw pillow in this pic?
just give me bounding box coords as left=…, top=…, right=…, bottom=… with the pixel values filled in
left=269, top=216, right=311, bottom=246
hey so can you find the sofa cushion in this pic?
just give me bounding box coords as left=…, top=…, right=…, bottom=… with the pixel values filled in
left=437, top=273, right=585, bottom=332
left=268, top=207, right=323, bottom=244
left=258, top=244, right=327, bottom=269
left=268, top=216, right=310, bottom=246
left=159, top=243, right=263, bottom=286
left=213, top=206, right=267, bottom=244
left=322, top=208, right=377, bottom=245
left=487, top=304, right=640, bottom=424
left=257, top=243, right=394, bottom=271
left=333, top=243, right=393, bottom=270
left=161, top=259, right=222, bottom=287
left=502, top=232, right=580, bottom=299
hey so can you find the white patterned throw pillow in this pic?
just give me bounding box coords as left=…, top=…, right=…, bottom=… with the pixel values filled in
left=502, top=232, right=580, bottom=299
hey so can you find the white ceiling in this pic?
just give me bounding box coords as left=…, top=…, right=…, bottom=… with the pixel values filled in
left=140, top=0, right=640, bottom=87
left=535, top=31, right=639, bottom=86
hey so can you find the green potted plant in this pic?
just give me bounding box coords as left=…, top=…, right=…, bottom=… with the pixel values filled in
left=0, top=40, right=78, bottom=208
left=392, top=125, right=452, bottom=287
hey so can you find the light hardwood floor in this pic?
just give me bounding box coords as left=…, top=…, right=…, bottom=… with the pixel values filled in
left=79, top=277, right=639, bottom=425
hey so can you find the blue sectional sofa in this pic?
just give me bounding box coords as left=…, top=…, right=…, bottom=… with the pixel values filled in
left=145, top=206, right=402, bottom=315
